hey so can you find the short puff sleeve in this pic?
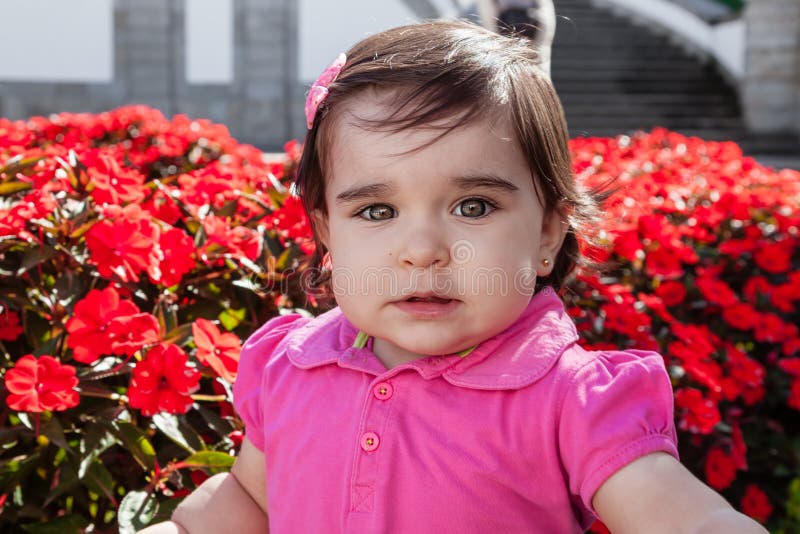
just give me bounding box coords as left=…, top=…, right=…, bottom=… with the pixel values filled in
left=233, top=314, right=308, bottom=451
left=557, top=349, right=678, bottom=521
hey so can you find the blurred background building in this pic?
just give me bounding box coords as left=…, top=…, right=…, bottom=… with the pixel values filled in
left=0, top=0, right=797, bottom=167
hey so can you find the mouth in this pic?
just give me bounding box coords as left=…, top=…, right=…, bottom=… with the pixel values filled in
left=392, top=293, right=460, bottom=318
left=403, top=295, right=454, bottom=304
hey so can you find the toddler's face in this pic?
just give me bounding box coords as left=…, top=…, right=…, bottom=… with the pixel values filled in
left=316, top=92, right=566, bottom=366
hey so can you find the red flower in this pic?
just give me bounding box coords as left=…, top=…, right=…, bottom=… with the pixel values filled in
left=86, top=218, right=159, bottom=282
left=721, top=302, right=758, bottom=331
left=155, top=227, right=196, bottom=287
left=4, top=355, right=79, bottom=412
left=143, top=189, right=183, bottom=226
left=740, top=484, right=772, bottom=524
left=192, top=318, right=241, bottom=382
left=86, top=153, right=146, bottom=205
left=270, top=195, right=312, bottom=242
left=704, top=448, right=737, bottom=491
left=0, top=309, right=23, bottom=341
left=200, top=216, right=262, bottom=262
left=601, top=301, right=651, bottom=338
left=66, top=287, right=140, bottom=363
left=654, top=280, right=686, bottom=307
left=753, top=239, right=793, bottom=274
left=787, top=379, right=800, bottom=411
left=695, top=274, right=738, bottom=307
left=742, top=276, right=771, bottom=306
left=128, top=344, right=200, bottom=416
left=675, top=388, right=720, bottom=434
left=644, top=245, right=685, bottom=279
left=753, top=312, right=790, bottom=343
left=108, top=313, right=161, bottom=355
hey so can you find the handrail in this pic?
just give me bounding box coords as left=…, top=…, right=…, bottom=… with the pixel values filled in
left=591, top=0, right=745, bottom=81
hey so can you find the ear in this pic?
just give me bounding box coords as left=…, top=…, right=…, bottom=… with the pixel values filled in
left=536, top=209, right=569, bottom=277
left=311, top=209, right=330, bottom=250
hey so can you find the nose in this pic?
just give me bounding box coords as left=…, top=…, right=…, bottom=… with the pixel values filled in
left=397, top=227, right=451, bottom=269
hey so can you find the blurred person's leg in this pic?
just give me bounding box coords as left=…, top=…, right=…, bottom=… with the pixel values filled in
left=495, top=0, right=555, bottom=76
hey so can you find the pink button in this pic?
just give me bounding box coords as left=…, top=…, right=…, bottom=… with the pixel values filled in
left=360, top=432, right=380, bottom=452
left=373, top=382, right=393, bottom=400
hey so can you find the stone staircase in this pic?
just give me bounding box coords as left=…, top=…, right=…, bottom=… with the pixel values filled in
left=550, top=0, right=800, bottom=167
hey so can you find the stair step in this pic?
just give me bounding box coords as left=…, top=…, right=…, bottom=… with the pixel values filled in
left=558, top=94, right=739, bottom=106
left=553, top=82, right=737, bottom=93
left=563, top=105, right=738, bottom=117
left=547, top=0, right=797, bottom=156
left=568, top=117, right=745, bottom=128
left=552, top=70, right=720, bottom=81
left=552, top=59, right=710, bottom=70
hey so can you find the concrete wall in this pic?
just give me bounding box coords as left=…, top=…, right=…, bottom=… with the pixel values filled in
left=0, top=0, right=453, bottom=151
left=0, top=0, right=296, bottom=150
left=741, top=0, right=800, bottom=134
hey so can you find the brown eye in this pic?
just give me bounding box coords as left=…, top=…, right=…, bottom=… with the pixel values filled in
left=454, top=198, right=493, bottom=218
left=359, top=204, right=395, bottom=221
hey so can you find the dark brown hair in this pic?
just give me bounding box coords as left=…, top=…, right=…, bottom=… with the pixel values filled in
left=295, top=19, right=602, bottom=299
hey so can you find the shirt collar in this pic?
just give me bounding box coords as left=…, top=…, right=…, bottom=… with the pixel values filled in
left=284, top=287, right=578, bottom=390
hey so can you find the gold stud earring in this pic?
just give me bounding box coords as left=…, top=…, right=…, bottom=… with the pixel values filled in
left=542, top=258, right=550, bottom=267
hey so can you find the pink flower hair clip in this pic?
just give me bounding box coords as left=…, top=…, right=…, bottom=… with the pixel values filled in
left=305, top=53, right=347, bottom=129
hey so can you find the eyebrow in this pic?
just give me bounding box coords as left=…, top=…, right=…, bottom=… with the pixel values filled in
left=335, top=182, right=396, bottom=204
left=334, top=173, right=519, bottom=204
left=453, top=174, right=520, bottom=192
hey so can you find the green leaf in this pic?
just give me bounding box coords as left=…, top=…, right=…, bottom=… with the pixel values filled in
left=196, top=405, right=234, bottom=438
left=78, top=423, right=114, bottom=478
left=214, top=199, right=238, bottom=218
left=275, top=247, right=294, bottom=271
left=0, top=181, right=33, bottom=195
left=105, top=421, right=156, bottom=471
left=18, top=245, right=58, bottom=275
left=43, top=463, right=78, bottom=508
left=20, top=514, right=89, bottom=534
left=118, top=490, right=159, bottom=534
left=0, top=452, right=40, bottom=492
left=182, top=450, right=235, bottom=473
left=218, top=307, right=246, bottom=331
left=0, top=154, right=44, bottom=175
left=162, top=323, right=193, bottom=346
left=152, top=413, right=203, bottom=453
left=40, top=415, right=72, bottom=453
left=81, top=459, right=116, bottom=504
left=149, top=496, right=180, bottom=524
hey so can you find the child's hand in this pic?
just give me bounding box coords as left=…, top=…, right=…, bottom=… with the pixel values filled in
left=593, top=452, right=767, bottom=533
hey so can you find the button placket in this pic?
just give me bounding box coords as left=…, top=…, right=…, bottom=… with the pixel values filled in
left=350, top=377, right=398, bottom=514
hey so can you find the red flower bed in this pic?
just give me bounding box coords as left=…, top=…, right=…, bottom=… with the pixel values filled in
left=0, top=109, right=797, bottom=531
left=568, top=130, right=800, bottom=532
left=0, top=107, right=310, bottom=532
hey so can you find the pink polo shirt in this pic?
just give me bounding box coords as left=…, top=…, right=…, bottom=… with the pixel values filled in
left=233, top=289, right=678, bottom=532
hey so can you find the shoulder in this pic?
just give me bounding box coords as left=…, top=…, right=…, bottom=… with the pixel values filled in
left=556, top=345, right=671, bottom=392
left=552, top=345, right=675, bottom=429
left=555, top=346, right=678, bottom=520
left=233, top=313, right=312, bottom=408
left=236, top=306, right=353, bottom=383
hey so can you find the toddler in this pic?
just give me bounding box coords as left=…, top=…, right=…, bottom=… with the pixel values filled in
left=143, top=20, right=765, bottom=533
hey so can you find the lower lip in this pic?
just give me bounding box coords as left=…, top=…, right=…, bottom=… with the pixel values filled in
left=392, top=299, right=460, bottom=318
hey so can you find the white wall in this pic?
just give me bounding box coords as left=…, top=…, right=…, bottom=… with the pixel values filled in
left=298, top=0, right=419, bottom=82
left=185, top=0, right=234, bottom=84
left=0, top=0, right=113, bottom=82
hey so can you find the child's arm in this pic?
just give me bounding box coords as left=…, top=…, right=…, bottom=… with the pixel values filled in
left=593, top=452, right=767, bottom=533
left=138, top=437, right=268, bottom=534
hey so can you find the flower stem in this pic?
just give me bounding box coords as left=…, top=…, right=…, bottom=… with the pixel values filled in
left=190, top=394, right=227, bottom=402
